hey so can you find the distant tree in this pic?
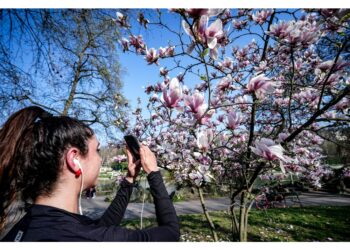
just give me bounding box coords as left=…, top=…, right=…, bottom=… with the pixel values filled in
left=0, top=9, right=129, bottom=139
left=321, top=127, right=350, bottom=166
left=110, top=161, right=128, bottom=171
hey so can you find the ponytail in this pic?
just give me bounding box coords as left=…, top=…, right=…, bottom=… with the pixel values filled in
left=0, top=106, right=94, bottom=232
left=0, top=106, right=47, bottom=231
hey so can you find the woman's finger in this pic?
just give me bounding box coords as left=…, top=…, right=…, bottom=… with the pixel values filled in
left=125, top=146, right=133, bottom=161
left=139, top=145, right=146, bottom=162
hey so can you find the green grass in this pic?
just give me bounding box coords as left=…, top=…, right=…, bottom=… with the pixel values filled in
left=120, top=206, right=350, bottom=242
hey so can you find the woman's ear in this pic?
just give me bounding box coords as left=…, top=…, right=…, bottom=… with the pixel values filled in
left=65, top=147, right=81, bottom=175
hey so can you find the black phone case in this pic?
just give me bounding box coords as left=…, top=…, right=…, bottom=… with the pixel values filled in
left=124, top=135, right=140, bottom=160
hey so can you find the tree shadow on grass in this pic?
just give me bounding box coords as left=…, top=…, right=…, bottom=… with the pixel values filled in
left=248, top=206, right=350, bottom=241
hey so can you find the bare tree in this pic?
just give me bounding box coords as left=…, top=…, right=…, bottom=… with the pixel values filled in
left=0, top=9, right=129, bottom=140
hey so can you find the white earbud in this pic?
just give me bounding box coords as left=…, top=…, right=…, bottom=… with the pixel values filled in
left=73, top=158, right=81, bottom=168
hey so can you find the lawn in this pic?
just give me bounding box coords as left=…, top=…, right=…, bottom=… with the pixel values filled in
left=120, top=206, right=350, bottom=242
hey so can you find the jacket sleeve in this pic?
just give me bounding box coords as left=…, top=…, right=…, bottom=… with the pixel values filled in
left=95, top=178, right=134, bottom=226
left=101, top=171, right=180, bottom=241
left=146, top=171, right=180, bottom=238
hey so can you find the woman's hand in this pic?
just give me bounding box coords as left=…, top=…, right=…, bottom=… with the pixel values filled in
left=125, top=146, right=141, bottom=183
left=139, top=145, right=159, bottom=174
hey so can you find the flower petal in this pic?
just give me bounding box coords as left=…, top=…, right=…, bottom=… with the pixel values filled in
left=182, top=20, right=192, bottom=37
left=207, top=37, right=218, bottom=49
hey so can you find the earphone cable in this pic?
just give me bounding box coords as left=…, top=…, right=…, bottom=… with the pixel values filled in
left=78, top=167, right=84, bottom=215
left=140, top=175, right=147, bottom=229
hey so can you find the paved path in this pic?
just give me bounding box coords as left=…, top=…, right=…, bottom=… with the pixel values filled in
left=82, top=191, right=350, bottom=220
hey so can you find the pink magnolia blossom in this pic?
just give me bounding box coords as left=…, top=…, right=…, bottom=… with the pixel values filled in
left=246, top=74, right=276, bottom=99
left=226, top=111, right=243, bottom=130
left=274, top=97, right=289, bottom=108
left=120, top=38, right=129, bottom=52
left=144, top=84, right=155, bottom=94
left=284, top=20, right=320, bottom=47
left=203, top=16, right=224, bottom=50
left=112, top=155, right=127, bottom=163
left=137, top=12, right=149, bottom=28
left=216, top=75, right=233, bottom=92
left=165, top=46, right=175, bottom=57
left=251, top=138, right=292, bottom=163
left=310, top=135, right=323, bottom=145
left=158, top=47, right=167, bottom=58
left=210, top=95, right=222, bottom=108
left=232, top=19, right=248, bottom=30
left=307, top=165, right=332, bottom=188
left=184, top=92, right=205, bottom=113
left=217, top=57, right=233, bottom=70
left=334, top=98, right=349, bottom=111
left=188, top=165, right=213, bottom=186
left=195, top=105, right=215, bottom=124
left=158, top=46, right=175, bottom=58
left=159, top=67, right=169, bottom=77
left=162, top=78, right=182, bottom=108
left=195, top=82, right=208, bottom=92
left=254, top=60, right=268, bottom=73
left=151, top=113, right=159, bottom=120
left=274, top=88, right=284, bottom=97
left=182, top=15, right=224, bottom=59
left=252, top=10, right=273, bottom=25
left=235, top=47, right=248, bottom=62
left=145, top=48, right=159, bottom=65
left=277, top=133, right=289, bottom=143
left=177, top=72, right=185, bottom=83
left=268, top=19, right=320, bottom=47
left=197, top=129, right=214, bottom=152
left=115, top=12, right=130, bottom=28
left=325, top=74, right=341, bottom=87
left=182, top=85, right=190, bottom=95
left=184, top=92, right=214, bottom=123
left=129, top=35, right=146, bottom=54
left=150, top=94, right=158, bottom=102
left=321, top=110, right=338, bottom=119
left=297, top=88, right=319, bottom=108
left=188, top=171, right=203, bottom=186
left=235, top=95, right=250, bottom=110
left=343, top=168, right=350, bottom=178
left=184, top=9, right=223, bottom=18
left=317, top=58, right=349, bottom=72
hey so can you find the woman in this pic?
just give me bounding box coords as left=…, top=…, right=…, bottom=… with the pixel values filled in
left=0, top=106, right=180, bottom=241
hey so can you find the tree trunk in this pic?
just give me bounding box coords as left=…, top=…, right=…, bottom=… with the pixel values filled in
left=62, top=54, right=83, bottom=116
left=229, top=198, right=239, bottom=241
left=243, top=204, right=249, bottom=241
left=62, top=38, right=91, bottom=116
left=197, top=187, right=218, bottom=242
left=238, top=191, right=248, bottom=241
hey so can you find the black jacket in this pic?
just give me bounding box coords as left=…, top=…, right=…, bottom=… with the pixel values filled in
left=2, top=171, right=180, bottom=241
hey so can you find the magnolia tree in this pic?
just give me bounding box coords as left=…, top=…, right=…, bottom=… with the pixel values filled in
left=114, top=9, right=350, bottom=241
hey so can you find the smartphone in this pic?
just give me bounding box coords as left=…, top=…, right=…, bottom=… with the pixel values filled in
left=124, top=135, right=140, bottom=160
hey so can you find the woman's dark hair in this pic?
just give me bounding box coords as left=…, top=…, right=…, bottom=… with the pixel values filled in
left=0, top=106, right=94, bottom=231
